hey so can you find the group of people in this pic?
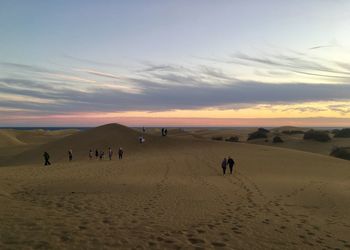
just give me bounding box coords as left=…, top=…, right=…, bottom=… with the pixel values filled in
left=221, top=157, right=235, bottom=175
left=42, top=127, right=238, bottom=175
left=89, top=147, right=124, bottom=160
left=43, top=147, right=124, bottom=165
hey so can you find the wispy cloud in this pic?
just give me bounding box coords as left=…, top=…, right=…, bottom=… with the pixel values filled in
left=232, top=52, right=350, bottom=78
left=62, top=54, right=118, bottom=67
left=0, top=62, right=55, bottom=73
left=74, top=68, right=122, bottom=80
left=309, top=45, right=336, bottom=50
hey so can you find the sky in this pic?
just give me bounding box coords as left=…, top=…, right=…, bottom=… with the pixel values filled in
left=1, top=0, right=350, bottom=127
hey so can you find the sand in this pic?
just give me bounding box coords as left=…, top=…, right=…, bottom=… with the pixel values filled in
left=0, top=124, right=349, bottom=249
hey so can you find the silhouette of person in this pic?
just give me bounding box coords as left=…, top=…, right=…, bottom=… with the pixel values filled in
left=95, top=149, right=99, bottom=159
left=89, top=149, right=93, bottom=160
left=118, top=147, right=124, bottom=159
left=68, top=149, right=73, bottom=161
left=43, top=151, right=51, bottom=166
left=221, top=157, right=227, bottom=175
left=139, top=136, right=145, bottom=144
left=99, top=151, right=104, bottom=160
left=227, top=157, right=235, bottom=174
left=108, top=147, right=113, bottom=160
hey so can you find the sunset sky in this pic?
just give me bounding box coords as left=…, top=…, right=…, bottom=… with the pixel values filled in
left=1, top=0, right=350, bottom=127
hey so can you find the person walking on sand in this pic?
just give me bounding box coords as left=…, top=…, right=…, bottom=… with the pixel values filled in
left=139, top=135, right=145, bottom=144
left=108, top=147, right=113, bottom=160
left=118, top=147, right=124, bottom=159
left=227, top=156, right=235, bottom=174
left=95, top=149, right=99, bottom=159
left=43, top=151, right=51, bottom=166
left=221, top=157, right=227, bottom=175
left=68, top=149, right=73, bottom=161
left=99, top=151, right=104, bottom=160
left=89, top=149, right=93, bottom=160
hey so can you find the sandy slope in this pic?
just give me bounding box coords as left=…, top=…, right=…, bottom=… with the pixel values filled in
left=0, top=124, right=350, bottom=249
left=0, top=130, right=26, bottom=147
left=0, top=129, right=78, bottom=166
left=0, top=129, right=78, bottom=148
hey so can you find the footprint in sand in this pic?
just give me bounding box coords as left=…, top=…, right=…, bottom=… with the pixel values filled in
left=196, top=229, right=206, bottom=234
left=212, top=242, right=226, bottom=247
left=188, top=238, right=205, bottom=245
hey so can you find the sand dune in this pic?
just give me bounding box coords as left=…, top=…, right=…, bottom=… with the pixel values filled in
left=0, top=128, right=78, bottom=147
left=5, top=124, right=190, bottom=166
left=0, top=130, right=26, bottom=147
left=0, top=124, right=350, bottom=249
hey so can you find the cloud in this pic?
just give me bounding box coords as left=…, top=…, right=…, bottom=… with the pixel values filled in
left=62, top=54, right=118, bottom=67
left=74, top=68, right=122, bottom=80
left=195, top=50, right=350, bottom=83
left=309, top=45, right=336, bottom=50
left=232, top=52, right=348, bottom=76
left=1, top=51, right=350, bottom=119
left=327, top=104, right=350, bottom=114
left=0, top=62, right=55, bottom=73
left=1, top=75, right=350, bottom=114
left=137, top=63, right=234, bottom=86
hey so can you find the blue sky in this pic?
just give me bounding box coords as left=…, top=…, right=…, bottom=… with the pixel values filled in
left=1, top=0, right=350, bottom=126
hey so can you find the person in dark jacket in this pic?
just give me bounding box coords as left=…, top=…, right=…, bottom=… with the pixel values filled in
left=118, top=147, right=124, bottom=159
left=221, top=158, right=227, bottom=175
left=227, top=157, right=235, bottom=174
left=99, top=151, right=104, bottom=160
left=95, top=149, right=99, bottom=159
left=43, top=151, right=51, bottom=166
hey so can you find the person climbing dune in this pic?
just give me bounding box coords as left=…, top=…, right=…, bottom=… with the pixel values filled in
left=118, top=147, right=124, bottom=159
left=227, top=156, right=235, bottom=174
left=108, top=147, right=113, bottom=160
left=68, top=149, right=73, bottom=161
left=43, top=151, right=51, bottom=166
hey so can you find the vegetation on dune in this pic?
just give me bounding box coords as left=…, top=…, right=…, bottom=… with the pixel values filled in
left=333, top=128, right=350, bottom=138
left=212, top=135, right=239, bottom=142
left=211, top=136, right=223, bottom=141
left=282, top=130, right=305, bottom=135
left=330, top=147, right=350, bottom=161
left=303, top=129, right=331, bottom=142
left=247, top=128, right=269, bottom=141
left=225, top=136, right=239, bottom=142
left=273, top=136, right=284, bottom=143
left=331, top=129, right=340, bottom=135
left=258, top=128, right=270, bottom=133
